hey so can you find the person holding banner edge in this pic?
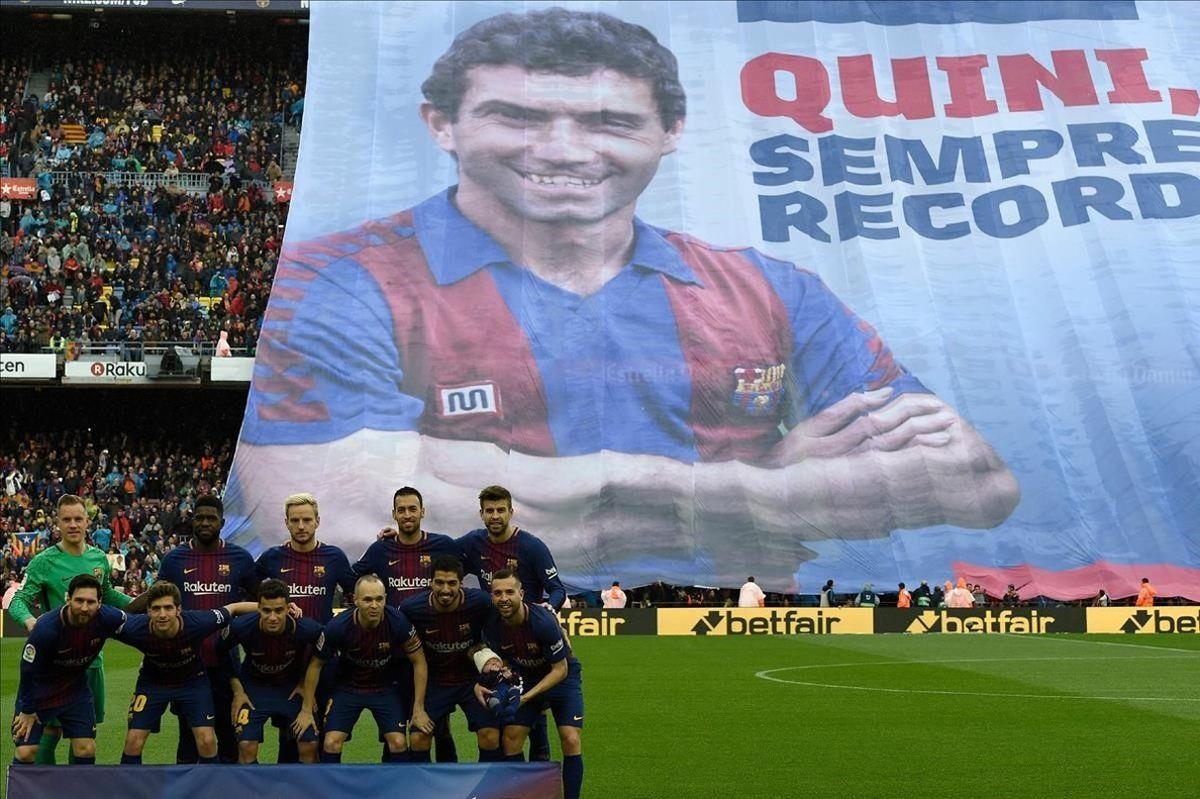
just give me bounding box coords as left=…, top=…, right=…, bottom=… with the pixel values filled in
left=240, top=7, right=1019, bottom=589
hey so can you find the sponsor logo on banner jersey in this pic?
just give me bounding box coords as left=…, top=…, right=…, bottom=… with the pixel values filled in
left=438, top=383, right=500, bottom=417
left=732, top=364, right=786, bottom=417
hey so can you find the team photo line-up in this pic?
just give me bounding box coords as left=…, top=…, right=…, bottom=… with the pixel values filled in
left=11, top=486, right=586, bottom=799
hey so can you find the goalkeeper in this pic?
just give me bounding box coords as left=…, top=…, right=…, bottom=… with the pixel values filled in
left=9, top=495, right=133, bottom=764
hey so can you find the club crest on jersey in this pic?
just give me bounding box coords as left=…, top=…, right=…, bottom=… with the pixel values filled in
left=506, top=558, right=519, bottom=571
left=218, top=563, right=231, bottom=576
left=377, top=641, right=391, bottom=652
left=732, top=364, right=786, bottom=417
left=437, top=382, right=500, bottom=418
left=313, top=565, right=326, bottom=577
left=92, top=567, right=103, bottom=578
left=457, top=623, right=472, bottom=636
left=419, top=555, right=431, bottom=568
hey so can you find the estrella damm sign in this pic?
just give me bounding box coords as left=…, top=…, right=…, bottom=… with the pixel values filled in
left=656, top=608, right=873, bottom=636
left=875, top=608, right=1086, bottom=634
left=1086, top=607, right=1200, bottom=634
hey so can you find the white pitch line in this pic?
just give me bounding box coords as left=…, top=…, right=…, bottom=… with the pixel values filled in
left=755, top=656, right=1200, bottom=702
left=998, top=632, right=1200, bottom=655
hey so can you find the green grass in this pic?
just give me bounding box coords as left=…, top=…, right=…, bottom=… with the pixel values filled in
left=3, top=633, right=1199, bottom=797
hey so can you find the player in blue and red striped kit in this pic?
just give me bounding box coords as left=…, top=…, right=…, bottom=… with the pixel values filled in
left=458, top=484, right=566, bottom=760
left=399, top=555, right=499, bottom=762
left=11, top=574, right=128, bottom=766
left=294, top=574, right=432, bottom=763
left=219, top=579, right=324, bottom=764
left=113, top=582, right=258, bottom=764
left=355, top=486, right=463, bottom=761
left=255, top=493, right=356, bottom=762
left=479, top=570, right=584, bottom=799
left=154, top=494, right=258, bottom=763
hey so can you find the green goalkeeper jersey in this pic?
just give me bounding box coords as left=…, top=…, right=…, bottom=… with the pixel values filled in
left=9, top=542, right=132, bottom=668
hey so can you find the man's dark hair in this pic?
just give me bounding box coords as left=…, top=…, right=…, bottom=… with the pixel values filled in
left=145, top=581, right=182, bottom=607
left=431, top=554, right=465, bottom=579
left=478, top=485, right=513, bottom=508
left=194, top=494, right=224, bottom=517
left=67, top=573, right=102, bottom=597
left=898, top=582, right=906, bottom=589
left=422, top=7, right=687, bottom=130
left=393, top=486, right=424, bottom=507
left=258, top=578, right=290, bottom=603
left=492, top=568, right=521, bottom=585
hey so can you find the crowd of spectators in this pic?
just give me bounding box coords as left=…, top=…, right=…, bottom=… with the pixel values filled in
left=1, top=428, right=233, bottom=605
left=1, top=18, right=304, bottom=354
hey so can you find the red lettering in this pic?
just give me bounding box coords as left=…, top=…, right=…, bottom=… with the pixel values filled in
left=838, top=55, right=934, bottom=122
left=1094, top=48, right=1161, bottom=104
left=741, top=53, right=832, bottom=133
left=937, top=55, right=999, bottom=118
left=998, top=50, right=1099, bottom=112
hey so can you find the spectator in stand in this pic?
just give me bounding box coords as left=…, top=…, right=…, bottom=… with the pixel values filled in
left=854, top=583, right=879, bottom=608
left=819, top=579, right=834, bottom=608
left=1135, top=577, right=1156, bottom=607
left=930, top=581, right=946, bottom=609
left=971, top=583, right=987, bottom=607
left=896, top=582, right=911, bottom=608
left=600, top=581, right=627, bottom=609
left=106, top=544, right=126, bottom=584
left=1002, top=584, right=1021, bottom=606
left=738, top=576, right=766, bottom=608
left=911, top=580, right=931, bottom=607
left=1092, top=588, right=1110, bottom=607
left=947, top=578, right=975, bottom=608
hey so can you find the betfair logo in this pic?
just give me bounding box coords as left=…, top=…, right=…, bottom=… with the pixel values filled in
left=559, top=610, right=626, bottom=637
left=1119, top=608, right=1199, bottom=634
left=689, top=609, right=843, bottom=636
left=905, top=609, right=1053, bottom=634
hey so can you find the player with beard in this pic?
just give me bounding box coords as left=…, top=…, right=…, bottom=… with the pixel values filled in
left=11, top=574, right=129, bottom=766
left=255, top=493, right=356, bottom=762
left=293, top=574, right=433, bottom=763
left=478, top=570, right=584, bottom=799
left=399, top=555, right=498, bottom=762
left=113, top=582, right=258, bottom=764
left=154, top=495, right=258, bottom=763
left=219, top=579, right=324, bottom=764
left=9, top=494, right=133, bottom=765
left=356, top=486, right=462, bottom=760
left=458, top=484, right=566, bottom=760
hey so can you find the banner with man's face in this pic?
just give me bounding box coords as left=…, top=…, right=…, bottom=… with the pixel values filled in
left=224, top=1, right=1200, bottom=600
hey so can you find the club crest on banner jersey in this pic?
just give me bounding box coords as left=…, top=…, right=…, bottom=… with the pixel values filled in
left=732, top=364, right=786, bottom=417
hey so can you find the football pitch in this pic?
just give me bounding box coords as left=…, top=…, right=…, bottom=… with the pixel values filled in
left=2, top=633, right=1197, bottom=798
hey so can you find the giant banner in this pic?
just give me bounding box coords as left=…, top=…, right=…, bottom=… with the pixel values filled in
left=225, top=1, right=1200, bottom=600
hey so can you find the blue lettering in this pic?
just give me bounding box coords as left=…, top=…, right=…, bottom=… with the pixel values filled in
left=750, top=134, right=815, bottom=185
left=818, top=135, right=881, bottom=186
left=1144, top=120, right=1200, bottom=163
left=834, top=192, right=899, bottom=240
left=884, top=136, right=990, bottom=185
left=1067, top=122, right=1145, bottom=167
left=1052, top=176, right=1133, bottom=227
left=972, top=185, right=1050, bottom=238
left=902, top=193, right=970, bottom=240
left=758, top=192, right=832, bottom=243
left=1131, top=172, right=1200, bottom=219
left=993, top=129, right=1064, bottom=178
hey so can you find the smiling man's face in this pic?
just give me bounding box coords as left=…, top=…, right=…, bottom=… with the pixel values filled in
left=425, top=65, right=683, bottom=225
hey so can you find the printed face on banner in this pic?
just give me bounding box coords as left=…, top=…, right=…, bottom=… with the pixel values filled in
left=422, top=65, right=683, bottom=225
left=223, top=2, right=1200, bottom=602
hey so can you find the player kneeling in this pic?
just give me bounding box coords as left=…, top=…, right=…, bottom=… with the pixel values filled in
left=11, top=575, right=128, bottom=766
left=220, top=579, right=324, bottom=764
left=294, top=575, right=433, bottom=763
left=113, top=582, right=258, bottom=764
left=477, top=571, right=584, bottom=799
